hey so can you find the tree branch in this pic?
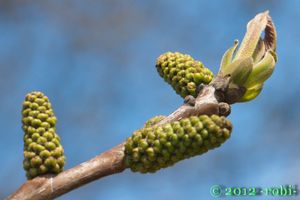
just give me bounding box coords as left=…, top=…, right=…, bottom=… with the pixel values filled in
left=7, top=11, right=276, bottom=200
left=8, top=78, right=227, bottom=200
left=8, top=143, right=126, bottom=200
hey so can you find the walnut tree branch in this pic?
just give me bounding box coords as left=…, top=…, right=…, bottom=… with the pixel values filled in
left=8, top=143, right=126, bottom=200
left=7, top=11, right=275, bottom=200
left=7, top=77, right=229, bottom=200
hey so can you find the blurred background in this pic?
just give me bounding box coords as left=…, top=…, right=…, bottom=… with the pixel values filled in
left=0, top=0, right=299, bottom=199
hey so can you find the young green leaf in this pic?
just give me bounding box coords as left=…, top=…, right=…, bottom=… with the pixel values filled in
left=239, top=84, right=263, bottom=102
left=220, top=40, right=239, bottom=73
left=223, top=57, right=253, bottom=86
left=243, top=50, right=276, bottom=88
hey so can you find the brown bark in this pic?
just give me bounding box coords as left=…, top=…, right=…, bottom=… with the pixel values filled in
left=8, top=143, right=126, bottom=200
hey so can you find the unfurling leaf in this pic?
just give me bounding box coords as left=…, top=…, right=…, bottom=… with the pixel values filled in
left=239, top=84, right=263, bottom=102
left=243, top=50, right=276, bottom=88
left=220, top=40, right=239, bottom=73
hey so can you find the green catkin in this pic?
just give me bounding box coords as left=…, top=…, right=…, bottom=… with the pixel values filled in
left=124, top=114, right=232, bottom=173
left=144, top=115, right=166, bottom=127
left=22, top=91, right=65, bottom=179
left=156, top=52, right=214, bottom=98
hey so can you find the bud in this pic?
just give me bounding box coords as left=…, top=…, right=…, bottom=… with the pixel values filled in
left=22, top=91, right=66, bottom=179
left=125, top=115, right=232, bottom=173
left=156, top=52, right=214, bottom=98
left=218, top=11, right=277, bottom=103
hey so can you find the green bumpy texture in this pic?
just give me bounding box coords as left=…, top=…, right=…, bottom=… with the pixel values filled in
left=22, top=91, right=65, bottom=179
left=144, top=115, right=166, bottom=127
left=125, top=114, right=232, bottom=173
left=156, top=52, right=214, bottom=98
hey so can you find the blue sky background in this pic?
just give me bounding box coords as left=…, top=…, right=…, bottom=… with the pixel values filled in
left=1, top=1, right=300, bottom=199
